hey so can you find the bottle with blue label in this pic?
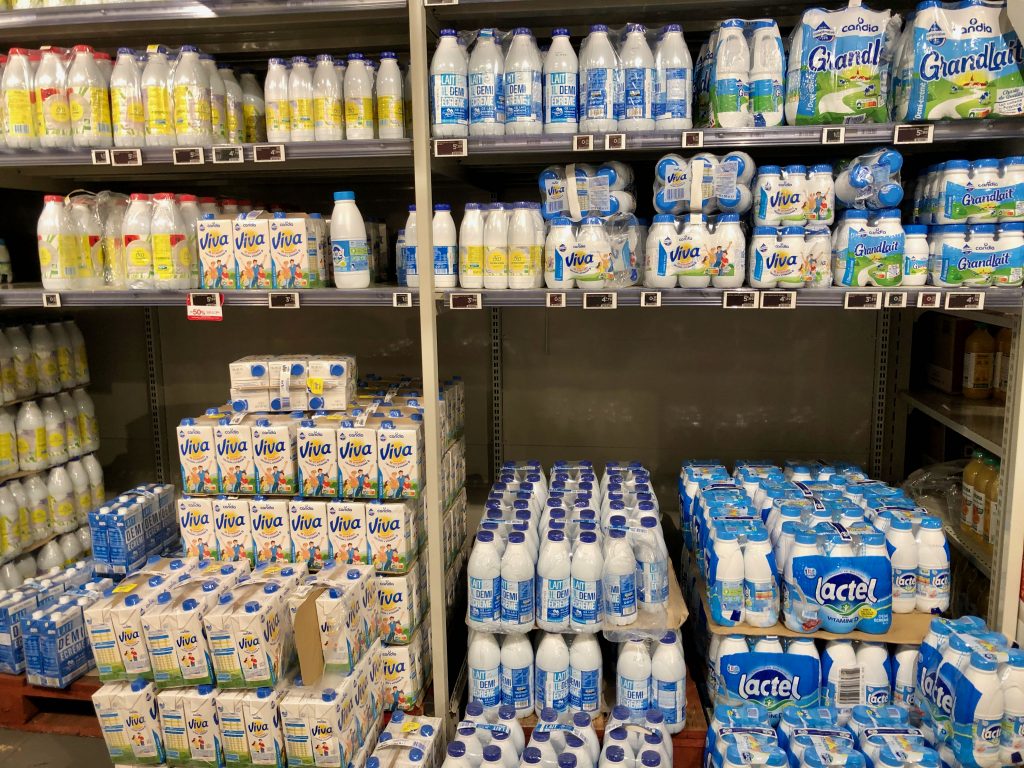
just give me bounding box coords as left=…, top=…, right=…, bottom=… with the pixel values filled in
left=619, top=24, right=655, bottom=132
left=505, top=28, right=543, bottom=135
left=653, top=24, right=692, bottom=130
left=544, top=29, right=578, bottom=135
left=430, top=29, right=468, bottom=138
left=579, top=25, right=619, bottom=134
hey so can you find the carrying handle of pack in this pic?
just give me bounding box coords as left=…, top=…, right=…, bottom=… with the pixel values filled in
left=847, top=0, right=862, bottom=7
left=566, top=163, right=584, bottom=222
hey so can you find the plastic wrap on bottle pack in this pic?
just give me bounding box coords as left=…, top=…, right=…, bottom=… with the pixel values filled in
left=926, top=222, right=1024, bottom=288
left=834, top=148, right=905, bottom=211
left=753, top=164, right=835, bottom=226
left=785, top=6, right=902, bottom=125
left=644, top=212, right=746, bottom=289
left=891, top=0, right=1024, bottom=122
left=832, top=208, right=906, bottom=288
left=653, top=151, right=756, bottom=216
left=915, top=157, right=1024, bottom=225
left=540, top=161, right=637, bottom=222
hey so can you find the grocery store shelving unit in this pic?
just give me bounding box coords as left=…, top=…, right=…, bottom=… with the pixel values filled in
left=0, top=0, right=1022, bottom=734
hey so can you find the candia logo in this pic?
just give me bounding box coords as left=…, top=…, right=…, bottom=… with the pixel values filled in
left=198, top=230, right=230, bottom=256
left=919, top=43, right=1024, bottom=83
left=380, top=590, right=404, bottom=606
left=216, top=512, right=245, bottom=533
left=176, top=633, right=199, bottom=649
left=254, top=438, right=286, bottom=460
left=234, top=230, right=267, bottom=255
left=380, top=442, right=413, bottom=461
left=961, top=18, right=993, bottom=34
left=180, top=438, right=210, bottom=458
left=925, top=22, right=946, bottom=46
left=217, top=437, right=249, bottom=461
left=368, top=516, right=400, bottom=535
left=812, top=21, right=835, bottom=42
left=252, top=513, right=284, bottom=531
left=299, top=440, right=333, bottom=460
left=737, top=668, right=801, bottom=700
left=181, top=510, right=210, bottom=531
left=312, top=724, right=332, bottom=737
left=841, top=17, right=879, bottom=33
left=814, top=572, right=879, bottom=604
left=339, top=440, right=373, bottom=461
left=126, top=714, right=147, bottom=731
left=808, top=41, right=882, bottom=72
left=188, top=717, right=209, bottom=734
left=291, top=513, right=322, bottom=534
left=271, top=229, right=303, bottom=256
left=895, top=571, right=917, bottom=591
left=329, top=514, right=361, bottom=534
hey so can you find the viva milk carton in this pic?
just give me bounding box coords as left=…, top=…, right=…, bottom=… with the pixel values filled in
left=269, top=213, right=321, bottom=289
left=251, top=498, right=292, bottom=566
left=288, top=499, right=330, bottom=570
left=327, top=501, right=369, bottom=565
left=84, top=573, right=169, bottom=681
left=157, top=685, right=223, bottom=768
left=178, top=409, right=229, bottom=494
left=252, top=415, right=299, bottom=495
left=178, top=497, right=217, bottom=559
left=278, top=687, right=346, bottom=768
left=214, top=497, right=254, bottom=566
left=375, top=412, right=424, bottom=500
left=93, top=678, right=167, bottom=765
left=366, top=501, right=420, bottom=573
left=337, top=413, right=379, bottom=500
left=216, top=417, right=257, bottom=495
left=233, top=216, right=273, bottom=289
left=198, top=215, right=237, bottom=289
left=143, top=578, right=227, bottom=688
left=203, top=581, right=290, bottom=689
left=785, top=6, right=901, bottom=124
left=217, top=688, right=286, bottom=768
left=298, top=419, right=338, bottom=497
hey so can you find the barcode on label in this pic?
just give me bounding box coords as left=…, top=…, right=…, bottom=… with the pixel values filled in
left=837, top=666, right=865, bottom=707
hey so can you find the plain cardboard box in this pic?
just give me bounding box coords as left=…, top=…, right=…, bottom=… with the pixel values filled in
left=924, top=313, right=974, bottom=394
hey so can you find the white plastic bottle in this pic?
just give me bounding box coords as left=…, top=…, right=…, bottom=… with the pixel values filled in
left=68, top=197, right=103, bottom=289
left=200, top=55, right=226, bottom=143
left=569, top=633, right=602, bottom=714
left=219, top=65, right=245, bottom=144
left=962, top=651, right=1004, bottom=766
left=822, top=640, right=859, bottom=723
left=171, top=45, right=211, bottom=146
left=122, top=193, right=154, bottom=288
left=377, top=52, right=404, bottom=139
left=47, top=465, right=75, bottom=534
left=264, top=57, right=292, bottom=143
left=538, top=529, right=571, bottom=632
left=311, top=55, right=343, bottom=142
left=570, top=530, right=603, bottom=630
left=459, top=203, right=485, bottom=289
left=431, top=30, right=468, bottom=138
left=25, top=475, right=50, bottom=542
left=545, top=216, right=576, bottom=290
left=574, top=217, right=610, bottom=288
left=619, top=24, right=656, bottom=132
left=617, top=640, right=651, bottom=716
left=603, top=528, right=637, bottom=625
left=651, top=632, right=686, bottom=733
left=742, top=526, right=778, bottom=627
left=40, top=396, right=67, bottom=466
left=484, top=204, right=509, bottom=290
left=748, top=21, right=784, bottom=127
left=16, top=401, right=47, bottom=472
left=5, top=328, right=35, bottom=400
left=7, top=480, right=29, bottom=549
left=710, top=214, right=745, bottom=288
left=500, top=530, right=534, bottom=631
left=82, top=452, right=103, bottom=506
left=544, top=28, right=578, bottom=134
left=654, top=24, right=692, bottom=131
left=37, top=541, right=63, bottom=573
left=892, top=644, right=918, bottom=708
left=344, top=53, right=375, bottom=140
left=109, top=48, right=145, bottom=148
left=677, top=214, right=710, bottom=288
left=288, top=56, right=314, bottom=142
left=469, top=530, right=502, bottom=627
left=887, top=516, right=918, bottom=614
left=150, top=193, right=190, bottom=288
left=66, top=458, right=91, bottom=525
left=178, top=194, right=201, bottom=288
left=330, top=191, right=371, bottom=288
left=30, top=325, right=59, bottom=395
left=73, top=389, right=98, bottom=453
left=0, top=333, right=14, bottom=406
left=240, top=70, right=267, bottom=142
left=37, top=196, right=78, bottom=291
left=469, top=29, right=504, bottom=136
left=579, top=25, right=619, bottom=133
left=504, top=28, right=543, bottom=135
left=57, top=392, right=81, bottom=459
left=141, top=47, right=174, bottom=147
left=507, top=203, right=536, bottom=290
left=500, top=632, right=535, bottom=716
left=431, top=204, right=458, bottom=289
left=67, top=45, right=112, bottom=148
left=536, top=633, right=571, bottom=715
left=1002, top=650, right=1024, bottom=763
left=3, top=48, right=38, bottom=148
left=469, top=631, right=502, bottom=709
left=713, top=20, right=750, bottom=128
left=36, top=47, right=73, bottom=148
left=0, top=408, right=16, bottom=477
left=0, top=486, right=19, bottom=560
left=857, top=642, right=892, bottom=706
left=916, top=516, right=950, bottom=613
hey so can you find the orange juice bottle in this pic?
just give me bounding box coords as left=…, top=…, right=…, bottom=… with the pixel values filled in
left=962, top=449, right=987, bottom=531
left=972, top=455, right=998, bottom=538
left=984, top=458, right=1001, bottom=543
left=963, top=324, right=995, bottom=399
left=994, top=327, right=1011, bottom=403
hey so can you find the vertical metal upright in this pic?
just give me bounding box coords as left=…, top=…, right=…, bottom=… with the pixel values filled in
left=407, top=0, right=449, bottom=717
left=995, top=315, right=1024, bottom=638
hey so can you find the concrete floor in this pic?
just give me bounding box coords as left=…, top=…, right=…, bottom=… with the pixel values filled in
left=0, top=729, right=110, bottom=768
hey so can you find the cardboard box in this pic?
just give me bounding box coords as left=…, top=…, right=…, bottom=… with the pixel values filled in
left=925, top=313, right=974, bottom=394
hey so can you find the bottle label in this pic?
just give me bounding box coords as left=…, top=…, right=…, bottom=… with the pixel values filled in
left=501, top=577, right=534, bottom=624
left=617, top=675, right=649, bottom=714
left=430, top=73, right=468, bottom=126
left=469, top=71, right=503, bottom=124
left=750, top=76, right=783, bottom=118
left=622, top=67, right=653, bottom=120
left=569, top=667, right=600, bottom=712
left=377, top=95, right=403, bottom=132
left=46, top=427, right=65, bottom=455
left=470, top=664, right=501, bottom=708
left=865, top=683, right=890, bottom=707
left=211, top=95, right=226, bottom=138
left=544, top=72, right=578, bottom=124
left=656, top=67, right=689, bottom=119
left=314, top=97, right=343, bottom=131
left=291, top=97, right=313, bottom=132
left=1002, top=715, right=1024, bottom=750
left=345, top=97, right=373, bottom=132
left=712, top=76, right=748, bottom=119
left=892, top=566, right=917, bottom=602
left=485, top=247, right=507, bottom=277
left=145, top=85, right=173, bottom=136
left=173, top=85, right=212, bottom=135
left=469, top=574, right=501, bottom=622
left=152, top=233, right=187, bottom=281
left=508, top=246, right=532, bottom=277
left=536, top=667, right=569, bottom=712
left=5, top=88, right=35, bottom=137
left=16, top=427, right=46, bottom=465
left=501, top=664, right=532, bottom=710
left=655, top=679, right=682, bottom=722
left=538, top=576, right=569, bottom=622
left=0, top=433, right=12, bottom=469
left=504, top=70, right=541, bottom=123
left=639, top=559, right=669, bottom=604
left=743, top=578, right=777, bottom=616
left=51, top=495, right=74, bottom=526
left=582, top=68, right=615, bottom=120
left=242, top=103, right=263, bottom=142
left=124, top=234, right=154, bottom=281
left=570, top=576, right=601, bottom=625
left=37, top=86, right=72, bottom=136
left=916, top=564, right=950, bottom=601
left=964, top=351, right=994, bottom=390
left=332, top=239, right=369, bottom=274
left=404, top=245, right=417, bottom=275
left=462, top=245, right=484, bottom=277
left=434, top=245, right=455, bottom=276
left=111, top=87, right=144, bottom=137
left=606, top=572, right=637, bottom=617
left=266, top=99, right=292, bottom=134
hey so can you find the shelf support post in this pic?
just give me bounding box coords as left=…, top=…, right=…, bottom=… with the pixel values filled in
left=995, top=315, right=1024, bottom=637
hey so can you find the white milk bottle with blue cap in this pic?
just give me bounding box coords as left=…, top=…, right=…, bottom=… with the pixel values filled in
left=287, top=56, right=314, bottom=142
left=857, top=642, right=891, bottom=706
left=538, top=529, right=571, bottom=632
left=313, top=55, right=343, bottom=141
left=545, top=216, right=575, bottom=290
left=433, top=204, right=458, bottom=288
left=469, top=530, right=502, bottom=627
left=501, top=531, right=534, bottom=631
left=892, top=645, right=918, bottom=708
left=484, top=204, right=509, bottom=289
left=469, top=631, right=502, bottom=710
left=460, top=203, right=485, bottom=289
left=747, top=227, right=777, bottom=289
left=1001, top=650, right=1024, bottom=763
left=654, top=25, right=692, bottom=130
left=344, top=54, right=374, bottom=139
left=569, top=633, right=602, bottom=714
left=711, top=214, right=745, bottom=288
left=264, top=58, right=291, bottom=142
left=903, top=224, right=929, bottom=286
left=619, top=24, right=655, bottom=132
left=544, top=29, right=578, bottom=135
left=469, top=30, right=505, bottom=136
left=713, top=20, right=749, bottom=128
left=571, top=529, right=603, bottom=630
left=431, top=30, right=468, bottom=138
left=505, top=29, right=543, bottom=135
left=579, top=25, right=619, bottom=133
left=330, top=192, right=370, bottom=288
left=742, top=527, right=777, bottom=627
left=755, top=167, right=783, bottom=226
left=749, top=21, right=784, bottom=127
left=603, top=527, right=636, bottom=625
left=220, top=65, right=246, bottom=144
left=573, top=217, right=610, bottom=289
left=496, top=705, right=525, bottom=754
left=636, top=515, right=668, bottom=614
left=172, top=46, right=211, bottom=146
left=617, top=640, right=651, bottom=716
left=822, top=640, right=860, bottom=724
left=956, top=651, right=1004, bottom=767
left=501, top=632, right=535, bottom=716
left=456, top=725, right=484, bottom=767
left=676, top=214, right=710, bottom=288
left=536, top=633, right=570, bottom=715
left=377, top=53, right=404, bottom=139
left=886, top=516, right=918, bottom=614
left=645, top=215, right=677, bottom=289
left=805, top=165, right=834, bottom=225
left=651, top=631, right=685, bottom=733
left=916, top=516, right=950, bottom=613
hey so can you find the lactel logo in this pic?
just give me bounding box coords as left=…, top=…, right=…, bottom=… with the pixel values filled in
left=814, top=572, right=879, bottom=604
left=737, top=669, right=800, bottom=700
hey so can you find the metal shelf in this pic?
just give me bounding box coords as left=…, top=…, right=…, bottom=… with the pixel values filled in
left=901, top=389, right=1005, bottom=457
left=944, top=523, right=993, bottom=579
left=0, top=285, right=419, bottom=308
left=0, top=1, right=409, bottom=53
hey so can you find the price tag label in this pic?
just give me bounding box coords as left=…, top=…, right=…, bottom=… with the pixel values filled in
left=641, top=291, right=662, bottom=308
left=187, top=292, right=224, bottom=321
left=424, top=0, right=457, bottom=5
left=821, top=127, right=846, bottom=145
left=213, top=145, right=244, bottom=164
left=42, top=292, right=62, bottom=308
left=583, top=292, right=617, bottom=309
left=761, top=291, right=796, bottom=309
left=605, top=134, right=626, bottom=151
left=916, top=291, right=942, bottom=308
left=545, top=292, right=566, bottom=308
left=90, top=149, right=110, bottom=165
left=723, top=290, right=759, bottom=309
left=682, top=131, right=704, bottom=148
left=253, top=144, right=286, bottom=162
left=944, top=291, right=985, bottom=310
left=433, top=139, right=468, bottom=158
left=268, top=292, right=300, bottom=309
left=572, top=135, right=594, bottom=152
left=393, top=292, right=413, bottom=308
left=173, top=147, right=205, bottom=165
left=111, top=148, right=142, bottom=166
left=884, top=292, right=908, bottom=309
left=449, top=292, right=481, bottom=310
left=894, top=124, right=934, bottom=145
left=844, top=291, right=882, bottom=310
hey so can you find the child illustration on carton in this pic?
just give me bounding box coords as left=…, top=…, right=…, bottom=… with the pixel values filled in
left=277, top=260, right=303, bottom=289
left=186, top=539, right=213, bottom=559
left=264, top=466, right=285, bottom=494
left=383, top=471, right=409, bottom=499
left=188, top=467, right=214, bottom=494
left=258, top=540, right=284, bottom=563
left=299, top=542, right=323, bottom=569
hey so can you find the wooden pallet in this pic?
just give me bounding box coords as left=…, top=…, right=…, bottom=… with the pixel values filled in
left=0, top=671, right=101, bottom=738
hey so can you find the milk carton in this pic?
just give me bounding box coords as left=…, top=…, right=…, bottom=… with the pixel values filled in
left=178, top=497, right=217, bottom=559
left=251, top=498, right=292, bottom=565
left=306, top=355, right=358, bottom=411
left=198, top=216, right=238, bottom=289
left=231, top=389, right=273, bottom=412
left=298, top=420, right=339, bottom=497
left=314, top=565, right=377, bottom=676
left=93, top=679, right=166, bottom=765
left=252, top=415, right=299, bottom=495
left=326, top=501, right=369, bottom=565
left=0, top=590, right=37, bottom=673
left=157, top=685, right=223, bottom=768
left=230, top=355, right=272, bottom=391
left=203, top=580, right=290, bottom=689
left=178, top=410, right=228, bottom=494
left=214, top=497, right=254, bottom=566
left=270, top=214, right=321, bottom=289
left=84, top=573, right=168, bottom=681
left=194, top=558, right=251, bottom=587
left=289, top=500, right=330, bottom=570
left=217, top=688, right=285, bottom=768
left=337, top=415, right=380, bottom=500
left=23, top=601, right=93, bottom=687
left=380, top=622, right=426, bottom=711
left=143, top=578, right=227, bottom=688
left=374, top=713, right=442, bottom=767
left=250, top=561, right=309, bottom=592
left=216, top=417, right=257, bottom=495
left=233, top=216, right=273, bottom=289
left=216, top=690, right=252, bottom=767
left=377, top=565, right=424, bottom=644
left=375, top=413, right=424, bottom=500
left=367, top=501, right=420, bottom=573
left=279, top=686, right=346, bottom=768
